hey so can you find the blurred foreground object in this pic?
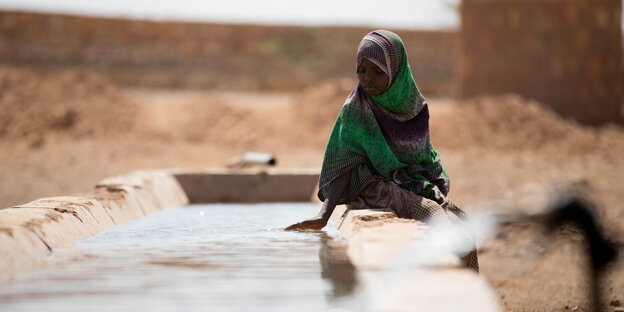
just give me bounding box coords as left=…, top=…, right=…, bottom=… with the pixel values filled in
left=460, top=0, right=623, bottom=125
left=477, top=181, right=618, bottom=312
left=228, top=152, right=277, bottom=168
left=542, top=198, right=618, bottom=312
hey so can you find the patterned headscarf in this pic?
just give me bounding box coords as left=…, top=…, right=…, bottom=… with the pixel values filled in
left=318, top=30, right=449, bottom=204
left=357, top=31, right=399, bottom=89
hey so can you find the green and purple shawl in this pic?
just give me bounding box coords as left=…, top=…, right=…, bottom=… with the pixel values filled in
left=318, top=30, right=450, bottom=204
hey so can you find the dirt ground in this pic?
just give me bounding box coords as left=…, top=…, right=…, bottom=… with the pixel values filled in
left=1, top=66, right=623, bottom=311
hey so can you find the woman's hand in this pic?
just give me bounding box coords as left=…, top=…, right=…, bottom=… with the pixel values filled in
left=283, top=217, right=328, bottom=231
left=285, top=171, right=350, bottom=232
left=433, top=186, right=448, bottom=207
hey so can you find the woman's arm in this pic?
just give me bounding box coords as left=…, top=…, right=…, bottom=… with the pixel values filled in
left=283, top=171, right=350, bottom=231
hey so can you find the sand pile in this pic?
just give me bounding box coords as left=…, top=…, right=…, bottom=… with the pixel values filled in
left=181, top=101, right=271, bottom=146
left=3, top=66, right=620, bottom=157
left=0, top=66, right=137, bottom=143
left=293, top=87, right=624, bottom=153
left=290, top=84, right=623, bottom=153
left=293, top=79, right=354, bottom=128
left=288, top=79, right=356, bottom=146
left=430, top=94, right=622, bottom=153
left=165, top=78, right=355, bottom=148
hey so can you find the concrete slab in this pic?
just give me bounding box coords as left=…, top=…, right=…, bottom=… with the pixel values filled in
left=172, top=168, right=319, bottom=203
left=329, top=205, right=501, bottom=312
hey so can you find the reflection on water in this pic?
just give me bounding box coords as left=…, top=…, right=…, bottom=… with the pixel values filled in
left=0, top=203, right=358, bottom=312
left=319, top=235, right=358, bottom=299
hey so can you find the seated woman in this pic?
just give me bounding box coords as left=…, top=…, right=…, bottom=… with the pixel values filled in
left=284, top=30, right=478, bottom=272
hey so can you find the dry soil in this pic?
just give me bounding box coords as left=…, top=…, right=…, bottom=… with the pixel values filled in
left=1, top=66, right=623, bottom=312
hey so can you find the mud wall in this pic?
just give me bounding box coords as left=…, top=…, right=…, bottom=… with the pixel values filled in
left=0, top=10, right=457, bottom=95
left=460, top=0, right=623, bottom=125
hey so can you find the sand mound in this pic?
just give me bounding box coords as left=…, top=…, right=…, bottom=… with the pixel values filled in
left=179, top=78, right=355, bottom=148
left=291, top=85, right=623, bottom=153
left=430, top=94, right=621, bottom=152
left=0, top=66, right=137, bottom=143
left=288, top=79, right=355, bottom=146
left=158, top=78, right=356, bottom=148
left=293, top=79, right=354, bottom=128
left=3, top=66, right=620, bottom=156
left=181, top=101, right=271, bottom=147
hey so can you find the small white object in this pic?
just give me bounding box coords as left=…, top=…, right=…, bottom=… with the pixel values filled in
left=228, top=152, right=277, bottom=168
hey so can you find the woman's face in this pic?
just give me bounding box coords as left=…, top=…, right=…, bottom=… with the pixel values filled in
left=357, top=58, right=389, bottom=96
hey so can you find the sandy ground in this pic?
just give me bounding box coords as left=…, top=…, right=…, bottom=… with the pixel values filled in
left=1, top=66, right=623, bottom=311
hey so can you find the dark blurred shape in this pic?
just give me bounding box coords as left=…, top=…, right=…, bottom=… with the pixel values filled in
left=543, top=199, right=617, bottom=271
left=460, top=0, right=623, bottom=125
left=537, top=197, right=618, bottom=312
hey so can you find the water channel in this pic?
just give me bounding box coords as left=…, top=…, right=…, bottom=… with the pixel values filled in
left=0, top=203, right=359, bottom=311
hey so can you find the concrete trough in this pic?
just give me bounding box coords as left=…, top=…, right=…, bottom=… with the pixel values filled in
left=0, top=167, right=501, bottom=311
left=0, top=170, right=189, bottom=280
left=0, top=168, right=319, bottom=280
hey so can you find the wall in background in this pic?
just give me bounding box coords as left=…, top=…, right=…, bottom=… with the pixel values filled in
left=0, top=11, right=458, bottom=95
left=460, top=0, right=623, bottom=125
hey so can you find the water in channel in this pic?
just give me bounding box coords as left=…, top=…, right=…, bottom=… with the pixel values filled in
left=0, top=203, right=359, bottom=311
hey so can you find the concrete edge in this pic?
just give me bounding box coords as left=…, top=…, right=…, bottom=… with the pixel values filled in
left=0, top=169, right=189, bottom=282
left=0, top=168, right=320, bottom=282
left=170, top=168, right=320, bottom=203
left=329, top=206, right=502, bottom=312
left=0, top=167, right=502, bottom=310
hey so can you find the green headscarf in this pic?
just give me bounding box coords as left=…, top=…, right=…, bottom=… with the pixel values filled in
left=318, top=30, right=449, bottom=204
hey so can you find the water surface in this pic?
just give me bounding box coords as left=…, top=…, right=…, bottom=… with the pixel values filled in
left=0, top=203, right=356, bottom=312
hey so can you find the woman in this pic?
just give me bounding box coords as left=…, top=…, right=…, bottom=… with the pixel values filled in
left=284, top=30, right=478, bottom=271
